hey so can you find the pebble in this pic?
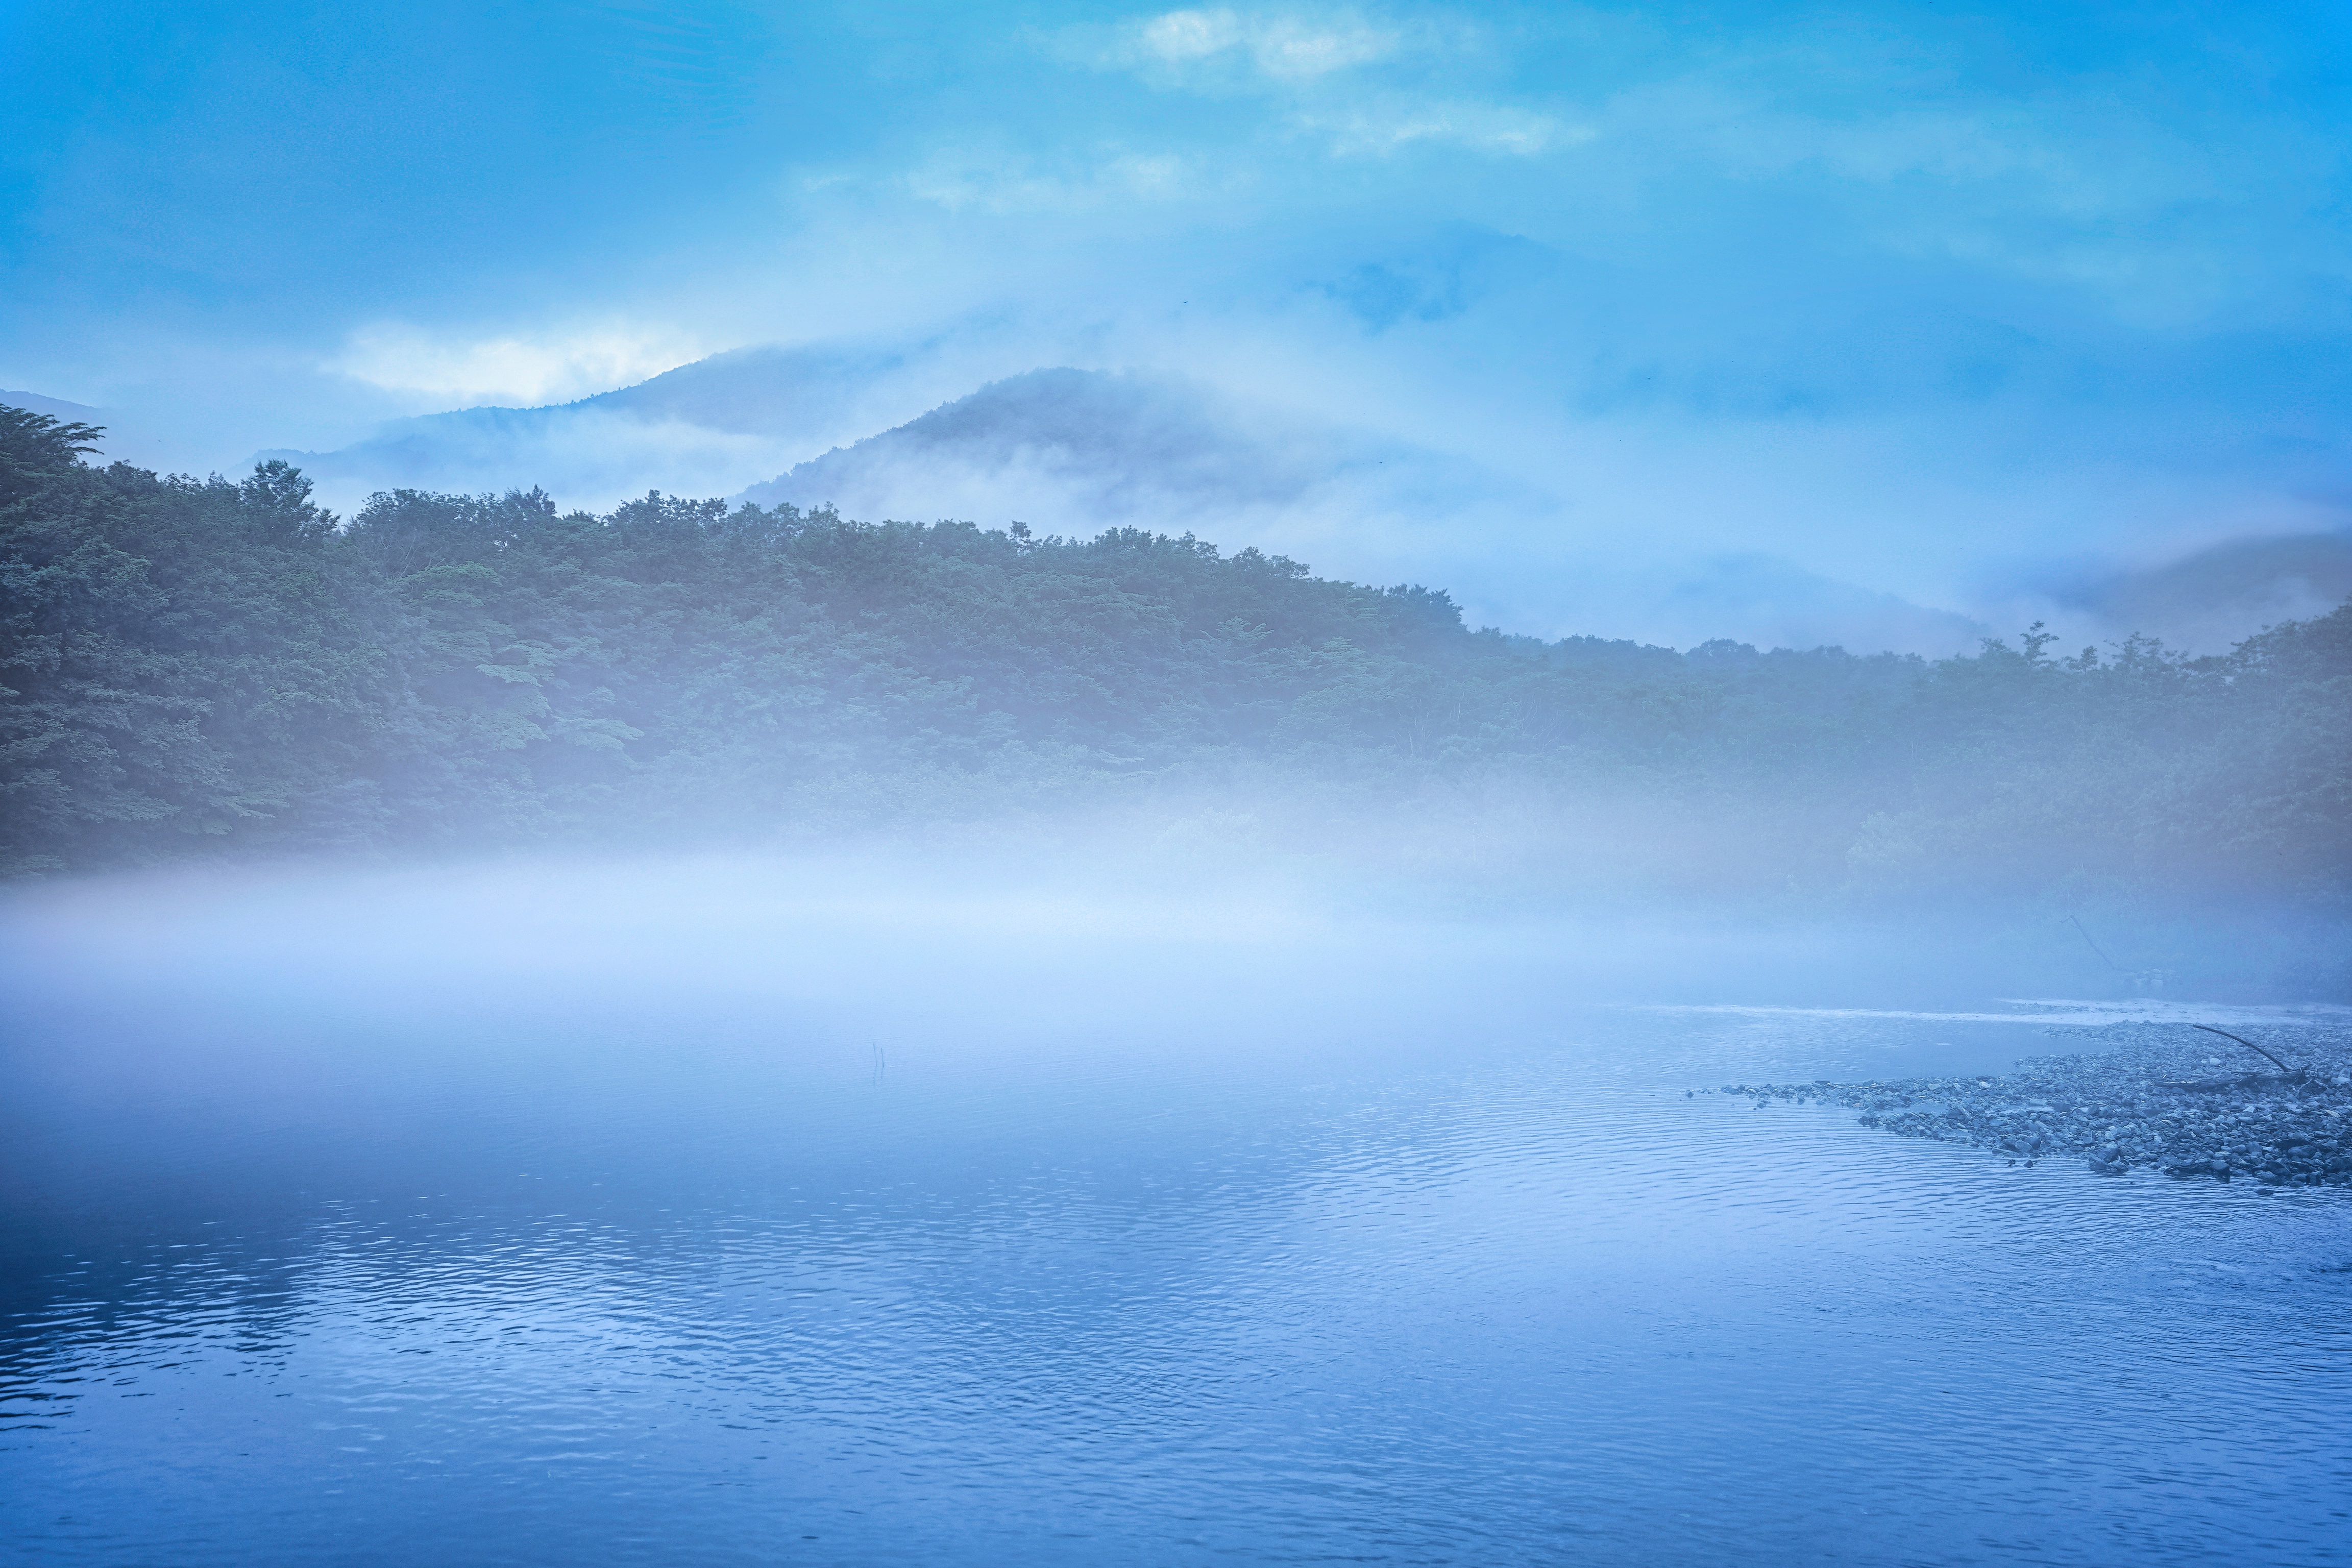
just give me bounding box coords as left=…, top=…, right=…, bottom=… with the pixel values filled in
left=1717, top=1022, right=2352, bottom=1186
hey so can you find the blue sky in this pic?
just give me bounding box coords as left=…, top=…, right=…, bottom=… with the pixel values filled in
left=6, top=1, right=2350, bottom=647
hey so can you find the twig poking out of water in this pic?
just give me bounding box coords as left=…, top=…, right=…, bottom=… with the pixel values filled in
left=2192, top=1023, right=2299, bottom=1077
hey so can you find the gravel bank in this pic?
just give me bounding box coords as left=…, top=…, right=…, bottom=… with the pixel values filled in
left=1721, top=1022, right=2352, bottom=1186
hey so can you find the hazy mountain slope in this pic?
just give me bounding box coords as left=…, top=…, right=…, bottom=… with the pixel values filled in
left=0, top=388, right=178, bottom=470
left=267, top=356, right=1998, bottom=653
left=260, top=344, right=924, bottom=510
left=585, top=343, right=909, bottom=434
left=737, top=368, right=1992, bottom=653
left=2052, top=532, right=2352, bottom=651
left=738, top=368, right=1373, bottom=520
left=251, top=350, right=2339, bottom=657
left=0, top=389, right=102, bottom=423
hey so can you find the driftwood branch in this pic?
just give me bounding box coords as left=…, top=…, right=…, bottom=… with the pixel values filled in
left=2191, top=1023, right=2299, bottom=1077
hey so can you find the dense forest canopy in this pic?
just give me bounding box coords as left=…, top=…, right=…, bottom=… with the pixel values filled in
left=2, top=403, right=2346, bottom=911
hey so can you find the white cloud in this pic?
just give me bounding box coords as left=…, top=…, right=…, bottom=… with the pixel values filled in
left=1065, top=8, right=1563, bottom=163
left=1305, top=99, right=1581, bottom=157
left=1136, top=8, right=1246, bottom=63
left=1120, top=8, right=1400, bottom=82
left=327, top=321, right=710, bottom=406
left=1581, top=50, right=2352, bottom=326
left=904, top=146, right=1211, bottom=214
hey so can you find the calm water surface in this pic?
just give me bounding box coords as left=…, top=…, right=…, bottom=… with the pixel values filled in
left=3, top=862, right=2348, bottom=1566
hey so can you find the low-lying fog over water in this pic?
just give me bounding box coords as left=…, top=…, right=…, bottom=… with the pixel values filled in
left=12, top=1, right=2352, bottom=1560
left=5, top=857, right=2347, bottom=1566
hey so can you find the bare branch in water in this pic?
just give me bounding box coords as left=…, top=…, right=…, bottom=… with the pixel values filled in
left=2191, top=1023, right=2299, bottom=1076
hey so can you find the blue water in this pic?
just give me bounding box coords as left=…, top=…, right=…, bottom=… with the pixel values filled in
left=4, top=861, right=2348, bottom=1566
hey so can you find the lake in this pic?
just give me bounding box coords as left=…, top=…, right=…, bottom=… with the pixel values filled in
left=4, top=857, right=2348, bottom=1565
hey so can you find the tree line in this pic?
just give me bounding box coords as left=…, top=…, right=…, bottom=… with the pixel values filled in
left=3, top=403, right=2345, bottom=906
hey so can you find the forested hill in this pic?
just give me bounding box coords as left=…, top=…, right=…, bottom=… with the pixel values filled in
left=3, top=403, right=2346, bottom=905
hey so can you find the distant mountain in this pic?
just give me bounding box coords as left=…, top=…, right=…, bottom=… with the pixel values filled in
left=2047, top=531, right=2352, bottom=653
left=249, top=351, right=2336, bottom=657
left=260, top=344, right=926, bottom=509
left=1, top=388, right=177, bottom=468
left=1641, top=555, right=1990, bottom=656
left=262, top=356, right=2005, bottom=654
left=581, top=343, right=909, bottom=435
left=737, top=368, right=1375, bottom=522
left=736, top=369, right=2002, bottom=654
left=1, top=388, right=103, bottom=423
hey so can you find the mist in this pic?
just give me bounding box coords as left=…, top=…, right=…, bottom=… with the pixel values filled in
left=10, top=5, right=2352, bottom=1563
left=236, top=321, right=2352, bottom=656
left=8, top=842, right=2350, bottom=1565
left=6, top=401, right=2345, bottom=991
left=6, top=435, right=2349, bottom=1562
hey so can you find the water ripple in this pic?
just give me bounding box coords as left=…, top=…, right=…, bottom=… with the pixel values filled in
left=5, top=995, right=2350, bottom=1566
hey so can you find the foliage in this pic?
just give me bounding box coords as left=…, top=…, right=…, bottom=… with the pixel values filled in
left=3, top=404, right=2345, bottom=903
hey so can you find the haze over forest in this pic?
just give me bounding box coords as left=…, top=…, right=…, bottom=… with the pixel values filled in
left=7, top=401, right=2345, bottom=993
left=5, top=0, right=2349, bottom=982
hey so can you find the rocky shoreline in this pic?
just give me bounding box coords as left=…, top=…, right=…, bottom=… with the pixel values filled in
left=1721, top=1021, right=2352, bottom=1187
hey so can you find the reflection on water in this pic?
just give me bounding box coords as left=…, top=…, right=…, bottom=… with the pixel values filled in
left=3, top=862, right=2348, bottom=1566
